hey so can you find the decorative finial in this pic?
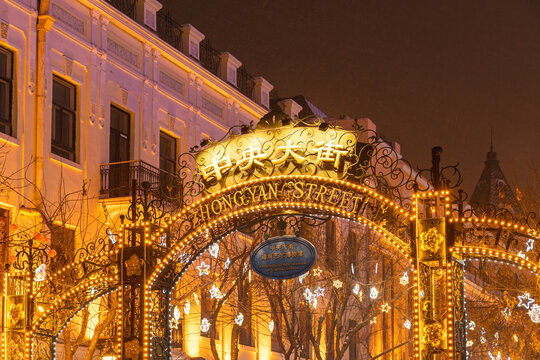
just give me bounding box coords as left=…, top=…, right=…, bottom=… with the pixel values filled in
left=490, top=127, right=493, bottom=152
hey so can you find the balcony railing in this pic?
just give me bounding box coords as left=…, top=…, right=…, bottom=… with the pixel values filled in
left=105, top=2, right=257, bottom=100
left=100, top=160, right=180, bottom=205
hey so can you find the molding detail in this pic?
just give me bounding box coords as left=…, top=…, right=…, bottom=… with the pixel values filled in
left=107, top=37, right=138, bottom=67
left=202, top=97, right=223, bottom=118
left=159, top=71, right=184, bottom=96
left=52, top=4, right=85, bottom=36
left=0, top=22, right=8, bottom=40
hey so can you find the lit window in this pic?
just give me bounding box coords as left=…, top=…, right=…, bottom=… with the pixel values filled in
left=51, top=76, right=77, bottom=161
left=0, top=47, right=13, bottom=136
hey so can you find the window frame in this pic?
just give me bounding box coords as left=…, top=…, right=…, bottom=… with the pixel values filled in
left=159, top=131, right=177, bottom=175
left=0, top=47, right=14, bottom=137
left=51, top=75, right=77, bottom=162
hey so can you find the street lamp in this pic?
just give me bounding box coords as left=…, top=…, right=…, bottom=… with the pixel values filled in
left=101, top=347, right=118, bottom=360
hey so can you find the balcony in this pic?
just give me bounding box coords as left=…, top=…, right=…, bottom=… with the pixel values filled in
left=100, top=160, right=180, bottom=206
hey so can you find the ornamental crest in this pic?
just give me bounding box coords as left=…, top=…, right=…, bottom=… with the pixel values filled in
left=420, top=226, right=444, bottom=253
left=125, top=338, right=140, bottom=359
left=125, top=254, right=144, bottom=277
left=422, top=322, right=445, bottom=348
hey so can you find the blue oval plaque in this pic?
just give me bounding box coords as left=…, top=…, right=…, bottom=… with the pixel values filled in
left=250, top=236, right=317, bottom=280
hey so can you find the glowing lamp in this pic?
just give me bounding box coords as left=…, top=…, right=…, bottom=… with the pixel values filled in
left=101, top=347, right=118, bottom=360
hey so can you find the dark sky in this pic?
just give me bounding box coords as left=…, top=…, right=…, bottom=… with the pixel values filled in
left=163, top=0, right=540, bottom=194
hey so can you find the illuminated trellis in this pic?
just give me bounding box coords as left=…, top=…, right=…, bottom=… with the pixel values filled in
left=1, top=115, right=539, bottom=360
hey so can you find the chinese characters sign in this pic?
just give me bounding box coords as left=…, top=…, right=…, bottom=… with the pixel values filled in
left=196, top=125, right=357, bottom=193
left=250, top=236, right=317, bottom=280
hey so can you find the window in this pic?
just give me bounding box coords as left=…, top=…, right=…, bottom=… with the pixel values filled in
left=0, top=47, right=13, bottom=136
left=110, top=106, right=130, bottom=163
left=159, top=132, right=178, bottom=198
left=49, top=224, right=75, bottom=270
left=325, top=220, right=336, bottom=270
left=52, top=76, right=77, bottom=161
left=109, top=106, right=131, bottom=196
left=159, top=131, right=177, bottom=174
left=239, top=292, right=253, bottom=346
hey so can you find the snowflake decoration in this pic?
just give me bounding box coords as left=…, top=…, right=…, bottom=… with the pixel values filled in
left=528, top=304, right=540, bottom=323
left=209, top=243, right=219, bottom=258
left=333, top=280, right=343, bottom=289
left=419, top=290, right=425, bottom=298
left=299, top=272, right=308, bottom=283
left=173, top=306, right=181, bottom=320
left=467, top=320, right=476, bottom=330
left=209, top=284, right=225, bottom=300
left=526, top=238, right=535, bottom=252
left=107, top=229, right=117, bottom=244
left=404, top=320, right=411, bottom=329
left=381, top=303, right=391, bottom=313
left=353, top=283, right=360, bottom=295
left=159, top=234, right=167, bottom=246
left=184, top=300, right=191, bottom=315
left=314, top=287, right=325, bottom=298
left=370, top=317, right=377, bottom=325
left=399, top=272, right=409, bottom=286
left=224, top=257, right=231, bottom=269
left=518, top=292, right=535, bottom=309
left=502, top=307, right=511, bottom=318
left=235, top=313, right=244, bottom=326
left=201, top=318, right=210, bottom=333
left=480, top=335, right=486, bottom=344
left=269, top=320, right=275, bottom=333
left=193, top=293, right=200, bottom=305
left=370, top=287, right=378, bottom=299
left=197, top=261, right=210, bottom=276
left=466, top=340, right=473, bottom=347
left=312, top=267, right=322, bottom=276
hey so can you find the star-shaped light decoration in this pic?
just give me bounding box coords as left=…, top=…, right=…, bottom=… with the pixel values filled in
left=235, top=313, right=244, bottom=326
left=224, top=257, right=231, bottom=269
left=299, top=272, right=308, bottom=283
left=312, top=267, right=322, bottom=276
left=399, top=272, right=409, bottom=286
left=314, top=287, right=325, bottom=297
left=381, top=303, right=391, bottom=313
left=502, top=307, right=511, bottom=319
left=467, top=320, right=476, bottom=331
left=526, top=238, right=535, bottom=252
left=209, top=284, right=225, bottom=300
left=528, top=304, right=540, bottom=323
left=370, top=287, right=378, bottom=299
left=201, top=318, right=210, bottom=333
left=403, top=320, right=411, bottom=329
left=193, top=293, right=200, bottom=305
left=518, top=292, right=535, bottom=309
left=209, top=243, right=219, bottom=258
left=517, top=251, right=527, bottom=259
left=197, top=261, right=210, bottom=276
left=352, top=283, right=360, bottom=295
left=333, top=280, right=343, bottom=289
left=269, top=320, right=275, bottom=333
left=466, top=340, right=473, bottom=347
left=304, top=288, right=313, bottom=302
left=370, top=317, right=377, bottom=325
left=184, top=300, right=191, bottom=315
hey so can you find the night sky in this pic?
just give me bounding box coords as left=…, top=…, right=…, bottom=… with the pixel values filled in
left=163, top=0, right=540, bottom=194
